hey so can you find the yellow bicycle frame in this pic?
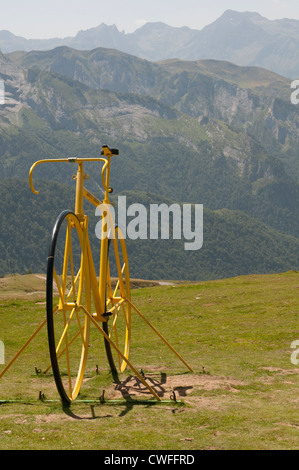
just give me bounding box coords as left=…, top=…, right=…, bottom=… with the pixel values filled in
left=1, top=146, right=193, bottom=403
left=29, top=147, right=121, bottom=322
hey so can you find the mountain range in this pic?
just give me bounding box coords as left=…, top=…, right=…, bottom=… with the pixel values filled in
left=1, top=10, right=299, bottom=78
left=4, top=46, right=299, bottom=182
left=0, top=15, right=299, bottom=280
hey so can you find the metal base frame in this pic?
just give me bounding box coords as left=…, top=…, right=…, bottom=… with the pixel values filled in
left=0, top=299, right=193, bottom=403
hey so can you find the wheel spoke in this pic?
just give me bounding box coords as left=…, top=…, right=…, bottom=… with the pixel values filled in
left=67, top=218, right=76, bottom=301
left=106, top=259, right=113, bottom=299
left=61, top=307, right=72, bottom=398
left=53, top=268, right=64, bottom=306
left=112, top=262, right=126, bottom=297
left=113, top=278, right=120, bottom=297
left=43, top=329, right=81, bottom=374
left=110, top=309, right=120, bottom=337
left=112, top=312, right=121, bottom=369
left=55, top=307, right=77, bottom=355
left=61, top=224, right=71, bottom=299
left=122, top=302, right=130, bottom=328
left=65, top=268, right=81, bottom=303
left=75, top=308, right=88, bottom=347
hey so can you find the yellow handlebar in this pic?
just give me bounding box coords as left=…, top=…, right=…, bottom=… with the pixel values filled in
left=29, top=157, right=109, bottom=195
left=29, top=158, right=68, bottom=194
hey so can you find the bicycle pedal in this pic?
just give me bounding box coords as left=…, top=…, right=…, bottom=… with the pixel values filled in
left=103, top=311, right=113, bottom=317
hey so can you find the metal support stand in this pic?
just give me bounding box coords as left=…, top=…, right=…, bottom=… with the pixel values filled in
left=0, top=299, right=193, bottom=402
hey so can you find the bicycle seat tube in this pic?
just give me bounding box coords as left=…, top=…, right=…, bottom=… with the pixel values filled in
left=75, top=162, right=85, bottom=219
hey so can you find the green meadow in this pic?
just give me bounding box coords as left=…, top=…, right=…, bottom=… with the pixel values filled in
left=0, top=271, right=298, bottom=450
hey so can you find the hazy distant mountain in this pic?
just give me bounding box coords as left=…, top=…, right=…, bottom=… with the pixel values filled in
left=0, top=24, right=129, bottom=54
left=185, top=10, right=299, bottom=79
left=1, top=10, right=299, bottom=78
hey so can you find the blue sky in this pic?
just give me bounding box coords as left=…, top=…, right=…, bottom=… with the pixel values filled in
left=1, top=0, right=299, bottom=38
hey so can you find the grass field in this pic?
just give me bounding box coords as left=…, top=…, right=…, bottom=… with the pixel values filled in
left=0, top=271, right=299, bottom=450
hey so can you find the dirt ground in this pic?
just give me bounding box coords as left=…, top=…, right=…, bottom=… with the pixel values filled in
left=95, top=370, right=245, bottom=405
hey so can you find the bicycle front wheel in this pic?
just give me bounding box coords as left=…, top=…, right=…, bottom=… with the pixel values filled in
left=46, top=211, right=91, bottom=405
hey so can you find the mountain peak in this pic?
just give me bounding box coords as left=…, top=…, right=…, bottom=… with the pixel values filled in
left=133, top=21, right=172, bottom=33
left=75, top=23, right=121, bottom=38
left=1, top=10, right=299, bottom=77
left=220, top=10, right=264, bottom=21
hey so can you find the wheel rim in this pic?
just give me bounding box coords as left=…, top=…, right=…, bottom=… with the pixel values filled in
left=105, top=226, right=131, bottom=373
left=47, top=211, right=90, bottom=404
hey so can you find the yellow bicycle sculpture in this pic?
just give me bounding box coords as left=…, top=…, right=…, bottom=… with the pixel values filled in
left=0, top=145, right=193, bottom=406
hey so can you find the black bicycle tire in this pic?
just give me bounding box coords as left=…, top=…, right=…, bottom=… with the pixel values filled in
left=102, top=238, right=118, bottom=374
left=46, top=210, right=78, bottom=406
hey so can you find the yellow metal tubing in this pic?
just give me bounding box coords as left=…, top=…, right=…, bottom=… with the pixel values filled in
left=127, top=299, right=194, bottom=373
left=94, top=203, right=116, bottom=318
left=74, top=162, right=84, bottom=218
left=29, top=157, right=108, bottom=195
left=0, top=318, right=47, bottom=379
left=83, top=188, right=102, bottom=208
left=78, top=304, right=161, bottom=401
left=17, top=147, right=194, bottom=405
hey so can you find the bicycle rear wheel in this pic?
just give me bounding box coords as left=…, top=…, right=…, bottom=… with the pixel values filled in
left=46, top=211, right=90, bottom=405
left=104, top=226, right=131, bottom=373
